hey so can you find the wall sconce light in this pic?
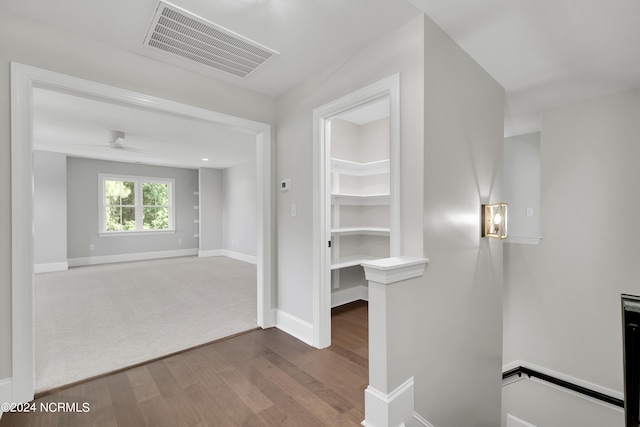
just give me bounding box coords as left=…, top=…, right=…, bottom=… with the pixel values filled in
left=482, top=203, right=508, bottom=239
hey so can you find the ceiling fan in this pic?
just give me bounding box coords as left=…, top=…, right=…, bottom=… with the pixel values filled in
left=106, top=131, right=147, bottom=154
left=80, top=131, right=148, bottom=154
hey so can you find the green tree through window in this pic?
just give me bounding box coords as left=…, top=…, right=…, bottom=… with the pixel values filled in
left=105, top=180, right=136, bottom=231
left=142, top=182, right=169, bottom=230
left=101, top=175, right=173, bottom=233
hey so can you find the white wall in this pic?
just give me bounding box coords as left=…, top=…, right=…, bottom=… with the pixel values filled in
left=275, top=15, right=425, bottom=323
left=502, top=379, right=623, bottom=427
left=0, top=8, right=275, bottom=382
left=66, top=157, right=199, bottom=259
left=504, top=132, right=541, bottom=242
left=199, top=167, right=223, bottom=253
left=223, top=161, right=257, bottom=257
left=503, top=88, right=640, bottom=404
left=33, top=151, right=67, bottom=269
left=410, top=14, right=505, bottom=426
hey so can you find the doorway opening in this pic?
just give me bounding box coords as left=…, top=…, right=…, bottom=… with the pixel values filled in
left=10, top=63, right=273, bottom=402
left=312, top=74, right=400, bottom=349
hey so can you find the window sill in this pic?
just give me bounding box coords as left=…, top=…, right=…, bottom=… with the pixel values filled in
left=99, top=229, right=176, bottom=237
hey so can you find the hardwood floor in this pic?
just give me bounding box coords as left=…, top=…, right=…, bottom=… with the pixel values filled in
left=1, top=301, right=368, bottom=427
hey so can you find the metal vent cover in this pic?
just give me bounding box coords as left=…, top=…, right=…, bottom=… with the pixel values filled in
left=144, top=1, right=278, bottom=79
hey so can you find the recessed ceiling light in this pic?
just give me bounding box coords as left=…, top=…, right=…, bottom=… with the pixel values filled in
left=202, top=158, right=209, bottom=161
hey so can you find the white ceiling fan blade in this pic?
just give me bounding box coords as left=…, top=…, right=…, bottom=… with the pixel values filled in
left=122, top=146, right=148, bottom=154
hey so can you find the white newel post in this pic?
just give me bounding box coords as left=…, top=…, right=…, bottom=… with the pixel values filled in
left=361, top=257, right=429, bottom=427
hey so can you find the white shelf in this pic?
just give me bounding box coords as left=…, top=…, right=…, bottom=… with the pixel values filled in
left=331, top=193, right=390, bottom=205
left=331, top=158, right=390, bottom=176
left=331, top=227, right=390, bottom=236
left=331, top=255, right=379, bottom=270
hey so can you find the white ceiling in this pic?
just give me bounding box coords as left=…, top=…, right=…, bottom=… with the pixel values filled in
left=337, top=99, right=390, bottom=126
left=33, top=87, right=256, bottom=169
left=409, top=0, right=640, bottom=136
left=2, top=0, right=639, bottom=154
left=0, top=0, right=419, bottom=98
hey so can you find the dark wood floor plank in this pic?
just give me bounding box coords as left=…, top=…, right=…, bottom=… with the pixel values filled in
left=180, top=347, right=227, bottom=389
left=163, top=354, right=199, bottom=389
left=126, top=365, right=160, bottom=403
left=146, top=360, right=183, bottom=399
left=139, top=395, right=177, bottom=427
left=250, top=356, right=308, bottom=397
left=302, top=349, right=368, bottom=385
left=213, top=334, right=271, bottom=369
left=106, top=371, right=147, bottom=427
left=293, top=387, right=361, bottom=426
left=252, top=376, right=325, bottom=427
left=83, top=379, right=117, bottom=427
left=207, top=382, right=267, bottom=427
left=261, top=350, right=354, bottom=415
left=83, top=377, right=113, bottom=411
left=255, top=405, right=289, bottom=426
left=54, top=384, right=90, bottom=427
left=182, top=383, right=236, bottom=427
left=217, top=369, right=273, bottom=414
left=161, top=389, right=205, bottom=427
left=0, top=302, right=369, bottom=427
left=328, top=343, right=368, bottom=369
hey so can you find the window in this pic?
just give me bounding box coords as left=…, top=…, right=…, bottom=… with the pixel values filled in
left=99, top=174, right=175, bottom=234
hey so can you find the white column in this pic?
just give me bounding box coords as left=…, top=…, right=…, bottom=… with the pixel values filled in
left=361, top=257, right=429, bottom=427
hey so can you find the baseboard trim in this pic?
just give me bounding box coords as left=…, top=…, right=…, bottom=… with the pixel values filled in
left=0, top=377, right=13, bottom=416
left=34, top=262, right=68, bottom=274
left=363, top=377, right=415, bottom=427
left=502, top=360, right=624, bottom=408
left=506, top=413, right=537, bottom=427
left=275, top=310, right=314, bottom=346
left=413, top=411, right=434, bottom=427
left=198, top=249, right=225, bottom=258
left=68, top=248, right=198, bottom=267
left=224, top=250, right=257, bottom=265
left=198, top=249, right=257, bottom=264
left=331, top=285, right=368, bottom=308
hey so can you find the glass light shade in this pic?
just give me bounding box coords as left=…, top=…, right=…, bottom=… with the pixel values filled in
left=482, top=203, right=508, bottom=239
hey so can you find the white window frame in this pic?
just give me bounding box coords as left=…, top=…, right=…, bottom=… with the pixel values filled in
left=98, top=173, right=175, bottom=236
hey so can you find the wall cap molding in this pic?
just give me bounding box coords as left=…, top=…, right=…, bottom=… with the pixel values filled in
left=362, top=256, right=429, bottom=285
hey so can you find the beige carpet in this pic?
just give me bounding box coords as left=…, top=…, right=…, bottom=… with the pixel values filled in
left=35, top=256, right=257, bottom=392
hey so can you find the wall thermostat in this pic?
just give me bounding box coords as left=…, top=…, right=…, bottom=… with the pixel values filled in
left=280, top=179, right=291, bottom=192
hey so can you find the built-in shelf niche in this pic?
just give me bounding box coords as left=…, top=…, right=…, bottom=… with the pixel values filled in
left=329, top=100, right=392, bottom=301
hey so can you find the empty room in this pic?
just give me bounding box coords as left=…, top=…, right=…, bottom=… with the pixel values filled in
left=2, top=0, right=640, bottom=426
left=32, top=84, right=261, bottom=393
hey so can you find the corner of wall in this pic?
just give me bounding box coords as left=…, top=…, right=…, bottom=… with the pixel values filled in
left=363, top=377, right=420, bottom=427
left=275, top=309, right=314, bottom=346
left=0, top=377, right=13, bottom=413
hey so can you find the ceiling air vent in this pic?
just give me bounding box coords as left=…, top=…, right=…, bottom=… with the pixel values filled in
left=144, top=1, right=278, bottom=79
